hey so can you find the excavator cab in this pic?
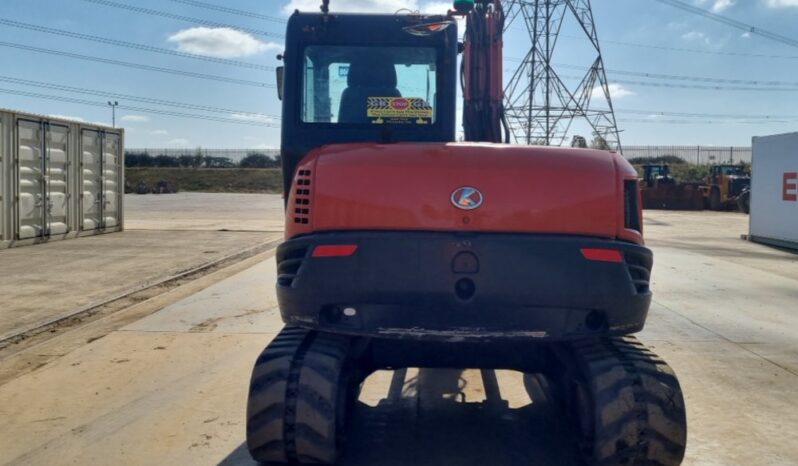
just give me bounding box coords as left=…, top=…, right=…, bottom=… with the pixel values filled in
left=279, top=12, right=458, bottom=196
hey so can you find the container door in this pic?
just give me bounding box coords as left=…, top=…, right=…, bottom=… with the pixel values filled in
left=46, top=124, right=70, bottom=235
left=17, top=120, right=45, bottom=239
left=81, top=129, right=102, bottom=230
left=102, top=132, right=120, bottom=228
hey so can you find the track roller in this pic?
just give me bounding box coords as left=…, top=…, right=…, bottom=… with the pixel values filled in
left=246, top=326, right=358, bottom=465
left=557, top=336, right=687, bottom=466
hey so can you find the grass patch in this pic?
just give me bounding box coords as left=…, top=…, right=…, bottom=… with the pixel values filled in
left=126, top=167, right=282, bottom=193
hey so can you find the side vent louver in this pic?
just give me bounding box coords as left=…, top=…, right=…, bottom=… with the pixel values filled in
left=624, top=180, right=641, bottom=232
left=277, top=245, right=309, bottom=287
left=293, top=169, right=312, bottom=225
left=624, top=251, right=651, bottom=294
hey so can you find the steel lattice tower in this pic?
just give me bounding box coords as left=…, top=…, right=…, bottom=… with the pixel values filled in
left=501, top=0, right=622, bottom=150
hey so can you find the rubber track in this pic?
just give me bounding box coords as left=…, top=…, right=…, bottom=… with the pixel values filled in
left=246, top=326, right=352, bottom=465
left=568, top=336, right=687, bottom=466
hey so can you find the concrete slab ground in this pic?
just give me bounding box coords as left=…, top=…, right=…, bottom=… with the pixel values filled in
left=125, top=193, right=285, bottom=232
left=0, top=206, right=796, bottom=466
left=0, top=193, right=282, bottom=342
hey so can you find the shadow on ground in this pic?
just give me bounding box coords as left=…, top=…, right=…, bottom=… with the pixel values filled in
left=219, top=368, right=583, bottom=466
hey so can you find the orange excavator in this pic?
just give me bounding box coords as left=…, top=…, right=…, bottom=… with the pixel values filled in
left=246, top=2, right=687, bottom=464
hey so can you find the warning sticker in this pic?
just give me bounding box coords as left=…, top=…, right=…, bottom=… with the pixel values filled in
left=367, top=97, right=433, bottom=125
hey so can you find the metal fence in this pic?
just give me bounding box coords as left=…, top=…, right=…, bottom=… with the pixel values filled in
left=126, top=146, right=753, bottom=166
left=621, top=145, right=752, bottom=165
left=125, top=148, right=280, bottom=164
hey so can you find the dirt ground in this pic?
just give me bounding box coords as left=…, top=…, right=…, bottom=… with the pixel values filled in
left=0, top=198, right=796, bottom=466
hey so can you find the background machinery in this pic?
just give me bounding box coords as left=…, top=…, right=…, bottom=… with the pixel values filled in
left=642, top=164, right=676, bottom=189
left=246, top=2, right=687, bottom=465
left=701, top=164, right=751, bottom=212
left=640, top=164, right=704, bottom=210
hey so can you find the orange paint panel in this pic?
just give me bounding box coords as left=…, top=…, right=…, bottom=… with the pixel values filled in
left=286, top=142, right=643, bottom=244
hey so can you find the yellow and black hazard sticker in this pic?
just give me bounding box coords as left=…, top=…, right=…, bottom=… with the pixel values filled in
left=367, top=97, right=433, bottom=125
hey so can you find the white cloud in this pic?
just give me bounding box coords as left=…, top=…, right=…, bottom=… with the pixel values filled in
left=682, top=31, right=707, bottom=41
left=283, top=0, right=451, bottom=14
left=421, top=1, right=453, bottom=13
left=48, top=114, right=85, bottom=122
left=592, top=83, right=635, bottom=100
left=168, top=27, right=281, bottom=58
left=711, top=0, right=735, bottom=12
left=681, top=30, right=729, bottom=48
left=151, top=129, right=169, bottom=136
left=763, top=0, right=798, bottom=7
left=120, top=114, right=149, bottom=123
left=165, top=138, right=190, bottom=146
left=230, top=113, right=276, bottom=123
left=667, top=20, right=688, bottom=30
left=695, top=0, right=735, bottom=11
left=681, top=30, right=719, bottom=47
left=253, top=143, right=280, bottom=150
left=741, top=31, right=751, bottom=38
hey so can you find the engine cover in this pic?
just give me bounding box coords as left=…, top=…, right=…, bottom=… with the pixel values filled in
left=286, top=142, right=641, bottom=243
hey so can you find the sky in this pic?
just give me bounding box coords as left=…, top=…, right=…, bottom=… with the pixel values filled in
left=1, top=0, right=798, bottom=149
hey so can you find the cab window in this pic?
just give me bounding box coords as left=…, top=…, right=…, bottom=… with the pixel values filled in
left=302, top=45, right=438, bottom=125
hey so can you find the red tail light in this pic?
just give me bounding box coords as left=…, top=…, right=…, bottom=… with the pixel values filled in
left=312, top=244, right=358, bottom=258
left=581, top=248, right=624, bottom=263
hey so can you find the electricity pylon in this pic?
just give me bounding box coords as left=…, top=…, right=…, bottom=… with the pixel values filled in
left=501, top=0, right=622, bottom=151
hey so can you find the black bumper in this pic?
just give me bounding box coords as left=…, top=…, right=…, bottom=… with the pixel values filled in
left=276, top=232, right=652, bottom=341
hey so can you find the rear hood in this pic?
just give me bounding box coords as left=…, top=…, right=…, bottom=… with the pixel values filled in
left=287, top=142, right=637, bottom=241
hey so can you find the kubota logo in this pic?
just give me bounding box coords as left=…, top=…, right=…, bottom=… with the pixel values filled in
left=451, top=187, right=484, bottom=210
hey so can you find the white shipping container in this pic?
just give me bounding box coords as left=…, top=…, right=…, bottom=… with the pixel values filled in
left=750, top=132, right=798, bottom=250
left=0, top=108, right=124, bottom=249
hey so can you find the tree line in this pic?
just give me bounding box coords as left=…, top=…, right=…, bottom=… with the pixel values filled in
left=125, top=151, right=282, bottom=169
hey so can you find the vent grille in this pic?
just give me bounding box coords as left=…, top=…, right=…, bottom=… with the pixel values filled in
left=624, top=252, right=651, bottom=294
left=293, top=169, right=312, bottom=225
left=277, top=245, right=309, bottom=287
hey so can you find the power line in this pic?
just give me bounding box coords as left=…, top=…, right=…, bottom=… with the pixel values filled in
left=534, top=69, right=798, bottom=91
left=76, top=0, right=284, bottom=39
left=616, top=108, right=798, bottom=121
left=8, top=79, right=790, bottom=128
left=557, top=63, right=798, bottom=87
left=653, top=0, right=798, bottom=49
left=506, top=57, right=798, bottom=87
left=0, top=75, right=279, bottom=119
left=604, top=77, right=798, bottom=92
left=618, top=118, right=795, bottom=125
left=0, top=41, right=274, bottom=88
left=164, top=0, right=286, bottom=23
left=0, top=87, right=279, bottom=127
left=0, top=19, right=274, bottom=71
left=561, top=35, right=798, bottom=60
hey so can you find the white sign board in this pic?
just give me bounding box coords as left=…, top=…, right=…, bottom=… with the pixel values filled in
left=750, top=132, right=798, bottom=249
